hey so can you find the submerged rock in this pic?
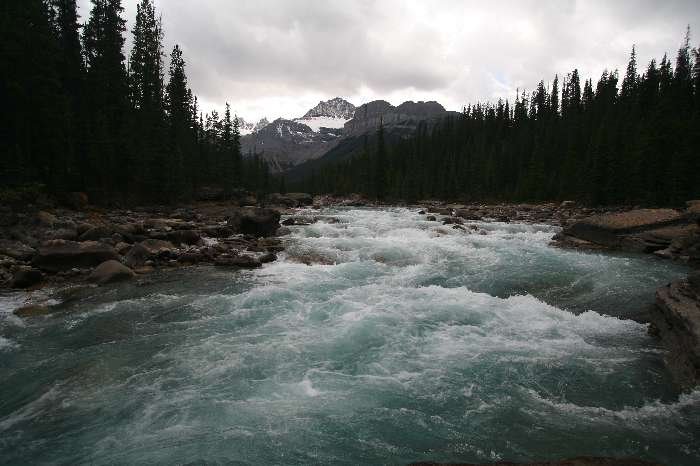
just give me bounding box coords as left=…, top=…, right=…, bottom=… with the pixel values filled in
left=13, top=305, right=52, bottom=318
left=214, top=254, right=262, bottom=268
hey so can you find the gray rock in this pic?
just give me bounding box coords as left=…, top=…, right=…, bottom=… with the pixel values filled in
left=0, top=239, right=36, bottom=261
left=89, top=260, right=135, bottom=285
left=214, top=254, right=262, bottom=268
left=79, top=226, right=114, bottom=242
left=32, top=240, right=119, bottom=272
left=228, top=208, right=281, bottom=237
left=125, top=239, right=176, bottom=267
left=11, top=267, right=43, bottom=288
left=165, top=229, right=201, bottom=246
left=562, top=209, right=686, bottom=249
left=653, top=277, right=700, bottom=389
left=36, top=211, right=57, bottom=227
left=14, top=305, right=51, bottom=318
left=47, top=228, right=78, bottom=241
left=259, top=252, right=277, bottom=264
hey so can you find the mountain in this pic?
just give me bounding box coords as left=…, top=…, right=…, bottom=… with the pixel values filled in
left=285, top=100, right=459, bottom=181
left=295, top=97, right=356, bottom=132
left=344, top=100, right=451, bottom=136
left=241, top=118, right=343, bottom=172
left=237, top=117, right=270, bottom=136
left=241, top=98, right=354, bottom=172
left=241, top=97, right=454, bottom=173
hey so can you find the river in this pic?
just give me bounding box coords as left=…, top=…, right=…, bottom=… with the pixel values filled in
left=1, top=207, right=699, bottom=465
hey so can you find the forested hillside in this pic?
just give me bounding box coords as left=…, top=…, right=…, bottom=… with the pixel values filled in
left=302, top=32, right=700, bottom=206
left=1, top=0, right=271, bottom=205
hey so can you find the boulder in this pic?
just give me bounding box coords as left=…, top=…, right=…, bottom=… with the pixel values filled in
left=89, top=260, right=135, bottom=285
left=259, top=252, right=277, bottom=264
left=687, top=199, right=700, bottom=216
left=125, top=239, right=175, bottom=267
left=653, top=276, right=700, bottom=389
left=14, top=305, right=52, bottom=318
left=227, top=208, right=281, bottom=237
left=286, top=192, right=313, bottom=206
left=562, top=209, right=685, bottom=248
left=689, top=271, right=700, bottom=293
left=282, top=216, right=316, bottom=226
left=166, top=229, right=201, bottom=246
left=115, top=242, right=132, bottom=255
left=0, top=239, right=36, bottom=261
left=267, top=192, right=313, bottom=208
left=257, top=237, right=285, bottom=253
left=79, top=226, right=114, bottom=242
left=200, top=225, right=234, bottom=239
left=36, top=210, right=57, bottom=227
left=177, top=251, right=206, bottom=264
left=442, top=217, right=463, bottom=225
left=47, top=228, right=78, bottom=241
left=32, top=240, right=119, bottom=272
left=10, top=267, right=43, bottom=288
left=455, top=209, right=482, bottom=221
left=214, top=254, right=262, bottom=268
left=240, top=195, right=258, bottom=206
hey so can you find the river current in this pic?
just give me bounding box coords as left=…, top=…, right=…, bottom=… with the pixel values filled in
left=1, top=207, right=699, bottom=465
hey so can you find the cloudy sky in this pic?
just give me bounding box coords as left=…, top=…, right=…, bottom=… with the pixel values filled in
left=77, top=0, right=699, bottom=121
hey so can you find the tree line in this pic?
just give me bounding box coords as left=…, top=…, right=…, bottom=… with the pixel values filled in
left=1, top=0, right=271, bottom=205
left=301, top=30, right=700, bottom=206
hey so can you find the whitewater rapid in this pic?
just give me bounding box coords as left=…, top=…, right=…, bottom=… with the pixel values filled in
left=0, top=207, right=698, bottom=465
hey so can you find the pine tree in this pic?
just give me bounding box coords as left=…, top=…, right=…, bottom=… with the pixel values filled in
left=129, top=0, right=166, bottom=201
left=166, top=44, right=193, bottom=198
left=83, top=0, right=129, bottom=200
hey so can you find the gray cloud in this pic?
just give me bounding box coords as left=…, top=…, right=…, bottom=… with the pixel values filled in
left=78, top=0, right=700, bottom=120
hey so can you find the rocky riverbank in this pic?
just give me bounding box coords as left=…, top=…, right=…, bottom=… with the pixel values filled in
left=548, top=200, right=700, bottom=389
left=5, top=194, right=700, bottom=391
left=0, top=192, right=321, bottom=316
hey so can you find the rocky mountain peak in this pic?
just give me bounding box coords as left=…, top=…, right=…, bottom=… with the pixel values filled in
left=302, top=97, right=356, bottom=120
left=238, top=117, right=270, bottom=136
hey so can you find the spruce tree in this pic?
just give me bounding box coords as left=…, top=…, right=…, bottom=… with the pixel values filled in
left=83, top=0, right=129, bottom=200
left=374, top=119, right=387, bottom=200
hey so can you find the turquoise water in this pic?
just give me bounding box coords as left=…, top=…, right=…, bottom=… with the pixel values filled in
left=1, top=207, right=698, bottom=465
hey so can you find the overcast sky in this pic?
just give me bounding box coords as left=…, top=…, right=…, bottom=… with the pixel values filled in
left=77, top=0, right=699, bottom=121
